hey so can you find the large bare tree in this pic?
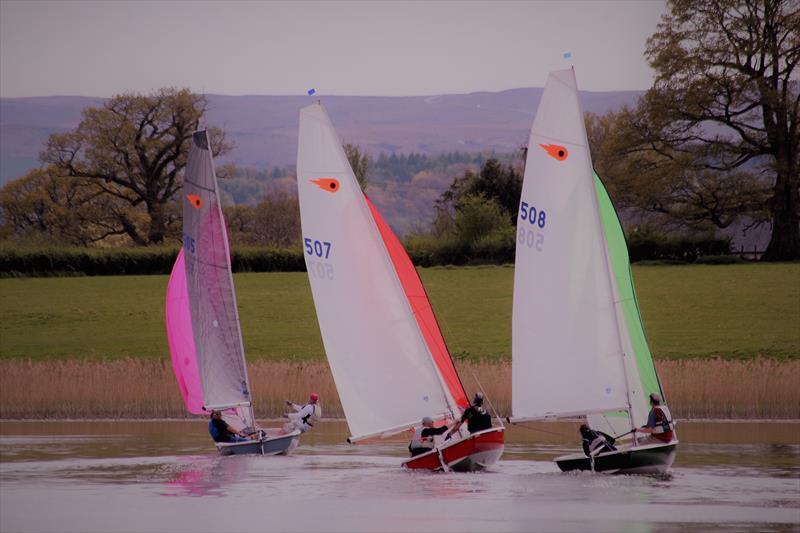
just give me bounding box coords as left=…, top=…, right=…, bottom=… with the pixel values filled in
left=608, top=0, right=798, bottom=259
left=41, top=88, right=229, bottom=245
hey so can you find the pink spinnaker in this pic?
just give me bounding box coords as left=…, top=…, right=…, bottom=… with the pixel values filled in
left=166, top=248, right=204, bottom=414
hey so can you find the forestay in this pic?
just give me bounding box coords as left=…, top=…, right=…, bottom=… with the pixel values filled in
left=181, top=130, right=253, bottom=425
left=297, top=103, right=459, bottom=441
left=511, top=68, right=632, bottom=422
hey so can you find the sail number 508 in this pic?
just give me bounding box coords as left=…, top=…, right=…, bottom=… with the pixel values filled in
left=518, top=227, right=544, bottom=251
left=304, top=238, right=331, bottom=258
left=519, top=201, right=546, bottom=228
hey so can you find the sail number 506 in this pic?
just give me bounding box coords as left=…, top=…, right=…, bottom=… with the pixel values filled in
left=304, top=238, right=331, bottom=258
left=520, top=201, right=546, bottom=228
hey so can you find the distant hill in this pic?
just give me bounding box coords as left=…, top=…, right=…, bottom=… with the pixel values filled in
left=0, top=89, right=642, bottom=186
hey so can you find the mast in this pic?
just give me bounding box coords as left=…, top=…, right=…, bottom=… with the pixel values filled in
left=571, top=68, right=636, bottom=431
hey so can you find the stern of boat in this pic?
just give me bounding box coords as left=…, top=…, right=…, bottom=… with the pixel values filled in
left=555, top=440, right=678, bottom=475
left=402, top=427, right=505, bottom=472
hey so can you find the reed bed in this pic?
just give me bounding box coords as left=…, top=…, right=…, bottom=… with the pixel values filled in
left=658, top=358, right=800, bottom=419
left=1, top=358, right=798, bottom=419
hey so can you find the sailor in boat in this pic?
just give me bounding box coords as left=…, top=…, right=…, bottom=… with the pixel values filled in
left=408, top=416, right=452, bottom=457
left=284, top=392, right=321, bottom=433
left=634, top=392, right=675, bottom=444
left=208, top=410, right=250, bottom=443
left=446, top=392, right=493, bottom=437
left=579, top=423, right=617, bottom=457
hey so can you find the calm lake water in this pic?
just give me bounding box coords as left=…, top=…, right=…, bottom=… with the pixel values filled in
left=1, top=420, right=798, bottom=532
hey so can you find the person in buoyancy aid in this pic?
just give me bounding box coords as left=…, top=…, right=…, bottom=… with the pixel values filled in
left=408, top=416, right=450, bottom=456
left=208, top=410, right=249, bottom=443
left=579, top=423, right=617, bottom=457
left=284, top=392, right=322, bottom=433
left=447, top=392, right=493, bottom=437
left=635, top=392, right=675, bottom=443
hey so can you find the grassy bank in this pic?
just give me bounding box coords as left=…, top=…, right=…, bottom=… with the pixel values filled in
left=1, top=359, right=797, bottom=419
left=1, top=263, right=798, bottom=361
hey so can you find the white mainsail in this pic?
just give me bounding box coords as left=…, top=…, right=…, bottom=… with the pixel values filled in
left=297, top=103, right=459, bottom=442
left=511, top=68, right=645, bottom=424
left=182, top=130, right=254, bottom=426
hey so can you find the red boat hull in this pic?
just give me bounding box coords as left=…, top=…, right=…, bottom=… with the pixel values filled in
left=402, top=427, right=505, bottom=472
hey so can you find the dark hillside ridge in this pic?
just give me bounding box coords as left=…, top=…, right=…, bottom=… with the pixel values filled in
left=0, top=88, right=642, bottom=185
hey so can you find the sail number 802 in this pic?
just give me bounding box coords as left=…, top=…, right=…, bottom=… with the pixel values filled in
left=519, top=201, right=546, bottom=228
left=304, top=238, right=331, bottom=259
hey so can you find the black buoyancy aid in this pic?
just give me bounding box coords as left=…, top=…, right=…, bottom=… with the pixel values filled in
left=467, top=406, right=492, bottom=433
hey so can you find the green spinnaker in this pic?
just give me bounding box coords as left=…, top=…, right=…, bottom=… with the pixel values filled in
left=594, top=172, right=663, bottom=402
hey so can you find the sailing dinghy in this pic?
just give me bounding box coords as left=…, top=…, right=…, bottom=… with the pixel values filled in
left=296, top=103, right=504, bottom=472
left=166, top=130, right=301, bottom=456
left=510, top=69, right=677, bottom=475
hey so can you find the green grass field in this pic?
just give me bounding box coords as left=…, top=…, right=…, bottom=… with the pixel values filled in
left=0, top=263, right=797, bottom=361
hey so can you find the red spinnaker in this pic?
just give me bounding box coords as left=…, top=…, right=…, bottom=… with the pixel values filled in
left=364, top=195, right=469, bottom=410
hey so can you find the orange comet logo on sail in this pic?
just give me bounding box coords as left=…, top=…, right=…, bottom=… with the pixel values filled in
left=187, top=194, right=203, bottom=208
left=311, top=178, right=340, bottom=193
left=540, top=144, right=568, bottom=161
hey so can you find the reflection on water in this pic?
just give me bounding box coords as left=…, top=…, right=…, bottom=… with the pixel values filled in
left=1, top=421, right=798, bottom=532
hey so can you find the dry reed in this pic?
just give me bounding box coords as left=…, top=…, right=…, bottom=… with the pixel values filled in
left=1, top=358, right=797, bottom=419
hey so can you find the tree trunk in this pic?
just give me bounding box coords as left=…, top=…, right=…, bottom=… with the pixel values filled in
left=147, top=203, right=167, bottom=245
left=762, top=170, right=800, bottom=261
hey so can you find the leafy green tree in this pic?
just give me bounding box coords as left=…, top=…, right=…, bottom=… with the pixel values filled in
left=436, top=159, right=522, bottom=223
left=611, top=0, right=799, bottom=259
left=587, top=111, right=770, bottom=233
left=41, top=88, right=230, bottom=245
left=0, top=167, right=129, bottom=245
left=224, top=190, right=301, bottom=248
left=344, top=143, right=369, bottom=191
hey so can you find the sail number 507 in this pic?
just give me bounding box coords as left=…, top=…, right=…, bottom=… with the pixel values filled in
left=304, top=238, right=331, bottom=258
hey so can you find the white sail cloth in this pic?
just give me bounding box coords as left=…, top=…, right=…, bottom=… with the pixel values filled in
left=297, top=104, right=456, bottom=441
left=511, top=69, right=633, bottom=422
left=183, top=131, right=253, bottom=425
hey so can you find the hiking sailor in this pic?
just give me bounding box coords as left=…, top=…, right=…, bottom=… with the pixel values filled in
left=285, top=392, right=321, bottom=433
left=447, top=392, right=493, bottom=437
left=408, top=416, right=450, bottom=457
left=579, top=423, right=617, bottom=457
left=635, top=392, right=675, bottom=443
left=208, top=410, right=249, bottom=443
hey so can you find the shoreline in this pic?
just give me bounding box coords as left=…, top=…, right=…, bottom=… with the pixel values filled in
left=2, top=358, right=798, bottom=419
left=2, top=417, right=799, bottom=423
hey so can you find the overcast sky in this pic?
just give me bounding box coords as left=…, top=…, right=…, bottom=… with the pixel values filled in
left=0, top=0, right=667, bottom=98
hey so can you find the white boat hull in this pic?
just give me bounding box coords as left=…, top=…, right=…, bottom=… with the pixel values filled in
left=216, top=429, right=301, bottom=456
